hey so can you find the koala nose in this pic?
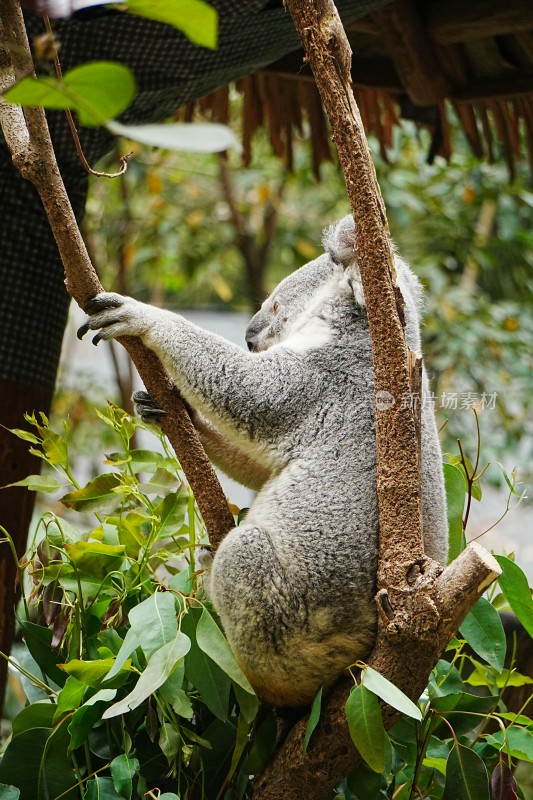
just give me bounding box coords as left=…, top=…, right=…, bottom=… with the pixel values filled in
left=247, top=340, right=254, bottom=352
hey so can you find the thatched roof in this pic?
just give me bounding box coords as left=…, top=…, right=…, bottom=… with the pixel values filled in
left=180, top=0, right=533, bottom=177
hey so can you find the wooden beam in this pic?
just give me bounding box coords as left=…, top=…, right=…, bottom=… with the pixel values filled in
left=428, top=0, right=533, bottom=46
left=262, top=51, right=402, bottom=92
left=453, top=71, right=533, bottom=102
left=349, top=0, right=533, bottom=45
left=374, top=0, right=451, bottom=105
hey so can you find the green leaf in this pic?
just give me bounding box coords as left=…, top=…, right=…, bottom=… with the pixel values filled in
left=110, top=753, right=140, bottom=800
left=0, top=729, right=74, bottom=800
left=54, top=676, right=87, bottom=722
left=5, top=63, right=136, bottom=128
left=8, top=428, right=40, bottom=444
left=6, top=474, right=63, bottom=492
left=153, top=490, right=188, bottom=536
left=443, top=743, right=489, bottom=800
left=303, top=686, right=323, bottom=752
left=83, top=777, right=123, bottom=799
left=60, top=658, right=126, bottom=686
left=345, top=684, right=386, bottom=773
left=68, top=690, right=117, bottom=751
left=466, top=665, right=532, bottom=688
left=104, top=627, right=140, bottom=682
left=19, top=619, right=66, bottom=687
left=128, top=591, right=177, bottom=659
left=495, top=556, right=533, bottom=637
left=432, top=692, right=499, bottom=737
left=196, top=608, right=255, bottom=694
left=40, top=427, right=67, bottom=466
left=102, top=632, right=190, bottom=718
left=181, top=611, right=231, bottom=721
left=159, top=722, right=180, bottom=766
left=443, top=463, right=466, bottom=562
left=126, top=0, right=218, bottom=48
left=62, top=473, right=124, bottom=513
left=65, top=541, right=126, bottom=577
left=11, top=703, right=55, bottom=736
left=459, top=596, right=506, bottom=671
left=361, top=665, right=422, bottom=720
left=245, top=710, right=277, bottom=775
left=485, top=727, right=533, bottom=761
left=107, top=120, right=240, bottom=153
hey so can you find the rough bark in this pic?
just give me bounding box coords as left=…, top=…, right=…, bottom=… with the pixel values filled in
left=0, top=1, right=234, bottom=548
left=253, top=3, right=502, bottom=796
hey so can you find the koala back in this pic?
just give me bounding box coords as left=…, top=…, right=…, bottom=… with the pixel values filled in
left=207, top=215, right=448, bottom=705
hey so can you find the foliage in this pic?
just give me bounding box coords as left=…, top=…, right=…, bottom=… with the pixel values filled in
left=1, top=408, right=532, bottom=799
left=0, top=407, right=263, bottom=799
left=377, top=134, right=533, bottom=478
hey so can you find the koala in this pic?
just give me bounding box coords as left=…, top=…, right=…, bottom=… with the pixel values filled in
left=79, top=215, right=448, bottom=707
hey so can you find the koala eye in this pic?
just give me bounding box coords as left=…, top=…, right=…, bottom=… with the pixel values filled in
left=271, top=301, right=280, bottom=314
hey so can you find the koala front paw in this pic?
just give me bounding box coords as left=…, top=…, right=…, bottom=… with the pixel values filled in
left=77, top=292, right=149, bottom=345
left=132, top=390, right=167, bottom=425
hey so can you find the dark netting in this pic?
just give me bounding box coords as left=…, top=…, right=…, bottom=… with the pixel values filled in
left=0, top=0, right=393, bottom=388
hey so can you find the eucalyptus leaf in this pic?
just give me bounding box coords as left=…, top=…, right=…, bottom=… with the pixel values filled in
left=107, top=121, right=241, bottom=153
left=345, top=684, right=386, bottom=773
left=485, top=727, right=533, bottom=761
left=182, top=611, right=231, bottom=721
left=5, top=63, right=136, bottom=128
left=442, top=743, right=489, bottom=800
left=110, top=753, right=140, bottom=800
left=6, top=474, right=63, bottom=493
left=102, top=632, right=190, bottom=718
left=61, top=473, right=124, bottom=514
left=459, top=596, right=506, bottom=670
left=495, top=556, right=533, bottom=637
left=361, top=665, right=422, bottom=720
left=443, top=463, right=466, bottom=562
left=104, top=627, right=140, bottom=681
left=83, top=777, right=123, bottom=799
left=303, top=686, right=323, bottom=752
left=65, top=541, right=126, bottom=577
left=128, top=591, right=177, bottom=659
left=196, top=608, right=255, bottom=694
left=126, top=0, right=218, bottom=48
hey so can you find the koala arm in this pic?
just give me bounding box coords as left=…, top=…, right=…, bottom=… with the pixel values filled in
left=80, top=293, right=309, bottom=450
left=191, top=410, right=272, bottom=491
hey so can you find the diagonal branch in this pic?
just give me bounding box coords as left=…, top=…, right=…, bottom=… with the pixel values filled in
left=0, top=0, right=234, bottom=549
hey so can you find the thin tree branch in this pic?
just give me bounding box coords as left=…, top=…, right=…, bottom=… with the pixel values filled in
left=0, top=0, right=234, bottom=549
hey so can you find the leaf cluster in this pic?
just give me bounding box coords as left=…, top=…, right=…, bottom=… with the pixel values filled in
left=0, top=407, right=263, bottom=800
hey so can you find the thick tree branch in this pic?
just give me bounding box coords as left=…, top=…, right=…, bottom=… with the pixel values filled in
left=253, top=3, right=501, bottom=796
left=0, top=0, right=234, bottom=549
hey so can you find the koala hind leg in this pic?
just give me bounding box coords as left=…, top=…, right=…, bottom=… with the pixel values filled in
left=207, top=524, right=367, bottom=706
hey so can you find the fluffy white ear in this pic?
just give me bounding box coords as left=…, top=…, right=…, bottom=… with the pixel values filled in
left=323, top=215, right=366, bottom=306
left=322, top=215, right=356, bottom=267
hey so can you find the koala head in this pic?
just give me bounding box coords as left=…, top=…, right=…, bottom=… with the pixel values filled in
left=245, top=215, right=423, bottom=353
left=245, top=216, right=362, bottom=353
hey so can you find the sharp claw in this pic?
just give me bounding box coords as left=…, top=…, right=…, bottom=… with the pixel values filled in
left=77, top=323, right=90, bottom=340
left=92, top=332, right=103, bottom=346
left=83, top=296, right=123, bottom=315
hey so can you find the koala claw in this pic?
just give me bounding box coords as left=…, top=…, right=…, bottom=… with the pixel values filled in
left=83, top=294, right=124, bottom=315
left=132, top=390, right=167, bottom=424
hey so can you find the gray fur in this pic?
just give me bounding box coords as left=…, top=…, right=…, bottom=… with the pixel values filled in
left=80, top=215, right=448, bottom=706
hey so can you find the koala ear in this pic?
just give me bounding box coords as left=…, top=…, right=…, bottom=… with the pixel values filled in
left=323, top=215, right=357, bottom=268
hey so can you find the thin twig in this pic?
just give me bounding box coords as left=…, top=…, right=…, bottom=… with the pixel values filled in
left=43, top=14, right=132, bottom=178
